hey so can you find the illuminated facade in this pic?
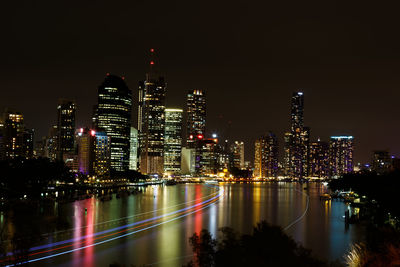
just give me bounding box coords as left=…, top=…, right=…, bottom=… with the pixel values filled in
left=129, top=127, right=138, bottom=171
left=196, top=137, right=219, bottom=175
left=231, top=141, right=245, bottom=169
left=288, top=91, right=309, bottom=179
left=138, top=50, right=166, bottom=176
left=186, top=90, right=206, bottom=148
left=56, top=99, right=76, bottom=160
left=329, top=136, right=354, bottom=177
left=181, top=147, right=195, bottom=175
left=93, top=131, right=111, bottom=178
left=308, top=139, right=329, bottom=178
left=95, top=74, right=132, bottom=172
left=1, top=110, right=33, bottom=159
left=164, top=109, right=183, bottom=175
left=254, top=133, right=278, bottom=178
left=77, top=128, right=95, bottom=175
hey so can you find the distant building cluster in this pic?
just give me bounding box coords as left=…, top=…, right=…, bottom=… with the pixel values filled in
left=254, top=92, right=355, bottom=179
left=1, top=50, right=397, bottom=180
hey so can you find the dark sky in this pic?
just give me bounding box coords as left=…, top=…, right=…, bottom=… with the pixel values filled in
left=1, top=0, right=400, bottom=164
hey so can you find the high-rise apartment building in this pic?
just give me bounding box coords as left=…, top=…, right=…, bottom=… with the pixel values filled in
left=95, top=74, right=132, bottom=172
left=254, top=133, right=278, bottom=178
left=1, top=110, right=34, bottom=159
left=329, top=136, right=354, bottom=177
left=56, top=99, right=76, bottom=160
left=309, top=139, right=329, bottom=178
left=138, top=49, right=166, bottom=176
left=288, top=92, right=309, bottom=179
left=186, top=90, right=206, bottom=148
left=164, top=109, right=183, bottom=175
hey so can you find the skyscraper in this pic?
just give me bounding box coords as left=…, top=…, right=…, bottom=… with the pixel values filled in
left=288, top=91, right=309, bottom=179
left=309, top=139, right=329, bottom=178
left=186, top=90, right=206, bottom=148
left=329, top=136, right=354, bottom=177
left=95, top=74, right=132, bottom=172
left=138, top=49, right=166, bottom=176
left=164, top=108, right=183, bottom=175
left=129, top=127, right=138, bottom=171
left=254, top=133, right=278, bottom=178
left=372, top=150, right=391, bottom=174
left=56, top=99, right=76, bottom=160
left=231, top=141, right=245, bottom=170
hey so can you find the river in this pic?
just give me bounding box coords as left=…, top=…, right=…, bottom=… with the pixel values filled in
left=2, top=182, right=365, bottom=266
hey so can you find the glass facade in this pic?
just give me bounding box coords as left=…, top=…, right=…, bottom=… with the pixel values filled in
left=186, top=90, right=206, bottom=148
left=96, top=74, right=132, bottom=172
left=57, top=99, right=76, bottom=160
left=254, top=132, right=278, bottom=178
left=164, top=109, right=183, bottom=175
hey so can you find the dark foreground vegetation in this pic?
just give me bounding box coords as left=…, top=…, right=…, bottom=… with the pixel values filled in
left=330, top=171, right=400, bottom=266
left=183, top=221, right=333, bottom=267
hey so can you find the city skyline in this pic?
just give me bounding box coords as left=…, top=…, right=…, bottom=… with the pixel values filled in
left=2, top=1, right=400, bottom=164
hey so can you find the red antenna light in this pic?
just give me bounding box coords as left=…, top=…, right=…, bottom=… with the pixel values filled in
left=197, top=134, right=203, bottom=140
left=150, top=48, right=155, bottom=53
left=150, top=61, right=154, bottom=65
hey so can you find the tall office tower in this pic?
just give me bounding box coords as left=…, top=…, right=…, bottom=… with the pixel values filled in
left=96, top=74, right=132, bottom=172
left=289, top=91, right=309, bottom=179
left=76, top=128, right=95, bottom=175
left=308, top=139, right=329, bottom=178
left=231, top=141, right=245, bottom=169
left=197, top=137, right=220, bottom=175
left=254, top=133, right=278, bottom=178
left=186, top=90, right=206, bottom=148
left=2, top=110, right=33, bottom=159
left=138, top=49, right=166, bottom=176
left=164, top=109, right=183, bottom=175
left=129, top=127, right=138, bottom=171
left=56, top=99, right=76, bottom=160
left=93, top=131, right=111, bottom=178
left=329, top=136, right=354, bottom=177
left=372, top=150, right=392, bottom=174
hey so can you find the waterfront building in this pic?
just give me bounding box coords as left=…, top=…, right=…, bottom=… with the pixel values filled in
left=254, top=132, right=278, bottom=178
left=138, top=49, right=166, bottom=176
left=288, top=92, right=309, bottom=179
left=93, top=131, right=111, bottom=178
left=164, top=109, right=183, bottom=175
left=1, top=110, right=34, bottom=159
left=186, top=90, right=206, bottom=148
left=372, top=150, right=392, bottom=174
left=308, top=139, right=329, bottom=178
left=77, top=128, right=95, bottom=175
left=329, top=136, right=354, bottom=177
left=56, top=99, right=76, bottom=160
left=231, top=141, right=245, bottom=169
left=95, top=74, right=132, bottom=172
left=129, top=127, right=138, bottom=171
left=181, top=147, right=196, bottom=175
left=196, top=137, right=219, bottom=176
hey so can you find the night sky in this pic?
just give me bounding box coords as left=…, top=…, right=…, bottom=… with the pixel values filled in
left=1, top=0, right=400, bottom=163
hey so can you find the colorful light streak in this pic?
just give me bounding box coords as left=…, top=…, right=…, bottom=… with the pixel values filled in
left=2, top=185, right=224, bottom=266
